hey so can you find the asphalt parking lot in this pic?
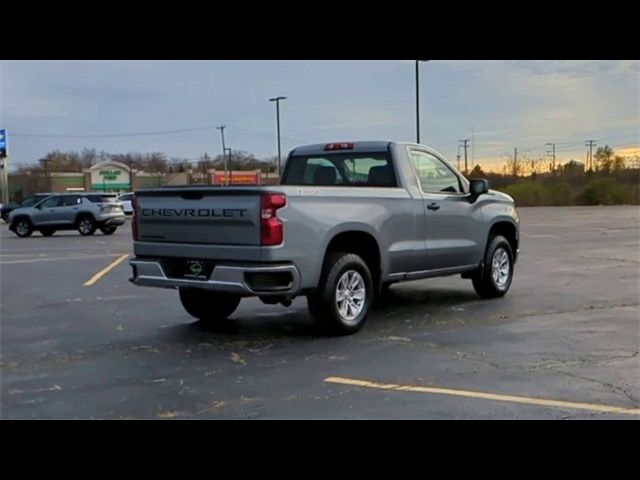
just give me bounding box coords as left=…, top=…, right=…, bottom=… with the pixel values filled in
left=1, top=206, right=638, bottom=419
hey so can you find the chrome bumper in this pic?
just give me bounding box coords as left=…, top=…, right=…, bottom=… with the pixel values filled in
left=129, top=258, right=301, bottom=296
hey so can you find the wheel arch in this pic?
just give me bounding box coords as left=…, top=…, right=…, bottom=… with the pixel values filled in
left=320, top=228, right=383, bottom=292
left=488, top=220, right=519, bottom=262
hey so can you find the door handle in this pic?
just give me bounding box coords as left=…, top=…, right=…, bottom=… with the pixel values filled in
left=427, top=202, right=441, bottom=211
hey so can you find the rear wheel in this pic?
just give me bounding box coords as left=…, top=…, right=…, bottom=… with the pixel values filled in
left=307, top=252, right=374, bottom=335
left=40, top=228, right=56, bottom=237
left=178, top=288, right=241, bottom=322
left=77, top=215, right=97, bottom=236
left=100, top=226, right=117, bottom=235
left=472, top=235, right=514, bottom=298
left=13, top=218, right=33, bottom=238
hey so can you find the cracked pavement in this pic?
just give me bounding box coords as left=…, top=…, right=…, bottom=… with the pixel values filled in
left=1, top=206, right=639, bottom=419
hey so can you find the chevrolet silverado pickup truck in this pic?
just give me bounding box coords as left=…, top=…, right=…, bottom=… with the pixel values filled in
left=129, top=141, right=519, bottom=334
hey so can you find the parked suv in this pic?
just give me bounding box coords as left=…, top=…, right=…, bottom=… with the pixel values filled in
left=1, top=193, right=54, bottom=223
left=8, top=193, right=126, bottom=237
left=118, top=192, right=134, bottom=215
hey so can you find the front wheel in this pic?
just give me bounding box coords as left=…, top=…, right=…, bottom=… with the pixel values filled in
left=100, top=226, right=117, bottom=235
left=13, top=218, right=33, bottom=238
left=178, top=288, right=241, bottom=322
left=307, top=252, right=374, bottom=335
left=472, top=235, right=514, bottom=298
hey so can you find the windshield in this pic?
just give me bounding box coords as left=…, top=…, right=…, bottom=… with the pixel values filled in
left=281, top=152, right=397, bottom=187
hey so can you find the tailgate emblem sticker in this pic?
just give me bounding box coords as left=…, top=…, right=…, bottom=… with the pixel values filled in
left=188, top=261, right=203, bottom=276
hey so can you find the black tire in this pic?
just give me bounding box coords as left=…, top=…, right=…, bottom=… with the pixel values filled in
left=40, top=228, right=56, bottom=237
left=307, top=252, right=374, bottom=335
left=178, top=288, right=241, bottom=322
left=12, top=217, right=33, bottom=238
left=472, top=235, right=514, bottom=298
left=77, top=215, right=97, bottom=236
left=100, top=226, right=117, bottom=235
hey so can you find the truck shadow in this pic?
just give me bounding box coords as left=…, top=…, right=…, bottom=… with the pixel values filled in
left=168, top=286, right=481, bottom=343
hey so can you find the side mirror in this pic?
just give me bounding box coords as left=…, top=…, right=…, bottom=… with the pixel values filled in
left=469, top=178, right=489, bottom=200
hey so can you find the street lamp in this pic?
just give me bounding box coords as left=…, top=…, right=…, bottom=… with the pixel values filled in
left=269, top=96, right=287, bottom=179
left=224, top=147, right=232, bottom=185
left=415, top=60, right=429, bottom=144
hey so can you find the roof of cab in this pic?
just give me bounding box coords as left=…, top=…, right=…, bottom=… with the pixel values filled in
left=290, top=141, right=397, bottom=156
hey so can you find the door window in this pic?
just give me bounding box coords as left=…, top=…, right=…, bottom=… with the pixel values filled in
left=409, top=150, right=462, bottom=194
left=61, top=195, right=80, bottom=206
left=39, top=196, right=63, bottom=208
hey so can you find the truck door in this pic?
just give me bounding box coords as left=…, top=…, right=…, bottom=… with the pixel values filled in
left=408, top=148, right=483, bottom=271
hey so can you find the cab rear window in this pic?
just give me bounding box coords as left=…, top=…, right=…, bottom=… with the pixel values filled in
left=282, top=152, right=397, bottom=187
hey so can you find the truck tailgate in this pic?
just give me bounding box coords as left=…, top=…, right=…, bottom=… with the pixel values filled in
left=136, top=188, right=262, bottom=245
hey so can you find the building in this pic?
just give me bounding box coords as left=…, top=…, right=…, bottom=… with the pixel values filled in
left=7, top=161, right=279, bottom=201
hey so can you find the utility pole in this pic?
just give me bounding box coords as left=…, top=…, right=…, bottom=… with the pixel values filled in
left=216, top=126, right=227, bottom=185
left=269, top=96, right=287, bottom=180
left=513, top=147, right=518, bottom=177
left=546, top=142, right=556, bottom=173
left=586, top=140, right=597, bottom=171
left=460, top=139, right=469, bottom=175
left=456, top=144, right=462, bottom=171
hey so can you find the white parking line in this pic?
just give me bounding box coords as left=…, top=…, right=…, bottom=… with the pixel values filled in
left=0, top=254, right=125, bottom=265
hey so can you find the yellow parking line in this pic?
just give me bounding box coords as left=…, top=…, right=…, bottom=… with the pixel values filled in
left=83, top=254, right=130, bottom=287
left=324, top=376, right=640, bottom=416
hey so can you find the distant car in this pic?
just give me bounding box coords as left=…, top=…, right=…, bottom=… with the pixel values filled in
left=118, top=193, right=134, bottom=215
left=7, top=192, right=126, bottom=237
left=1, top=193, right=54, bottom=223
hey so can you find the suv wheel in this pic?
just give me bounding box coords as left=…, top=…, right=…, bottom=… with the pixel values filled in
left=77, top=215, right=97, bottom=236
left=472, top=235, right=514, bottom=298
left=13, top=218, right=33, bottom=238
left=178, top=288, right=241, bottom=322
left=307, top=252, right=374, bottom=335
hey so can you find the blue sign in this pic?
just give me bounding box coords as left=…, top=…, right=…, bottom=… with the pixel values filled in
left=0, top=129, right=7, bottom=158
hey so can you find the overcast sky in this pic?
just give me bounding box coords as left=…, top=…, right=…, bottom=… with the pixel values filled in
left=1, top=60, right=638, bottom=171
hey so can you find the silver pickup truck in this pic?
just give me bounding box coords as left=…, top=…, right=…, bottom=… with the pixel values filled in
left=130, top=141, right=519, bottom=334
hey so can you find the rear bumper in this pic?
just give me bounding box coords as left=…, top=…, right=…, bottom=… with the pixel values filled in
left=100, top=215, right=126, bottom=226
left=129, top=257, right=301, bottom=297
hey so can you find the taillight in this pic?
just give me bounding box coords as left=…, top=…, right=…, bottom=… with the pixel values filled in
left=131, top=194, right=139, bottom=241
left=260, top=193, right=286, bottom=246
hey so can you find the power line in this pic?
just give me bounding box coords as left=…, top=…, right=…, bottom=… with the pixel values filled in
left=12, top=125, right=221, bottom=138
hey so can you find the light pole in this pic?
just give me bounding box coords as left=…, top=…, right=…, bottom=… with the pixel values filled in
left=269, top=96, right=287, bottom=179
left=216, top=126, right=227, bottom=185
left=224, top=147, right=232, bottom=185
left=415, top=60, right=429, bottom=144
